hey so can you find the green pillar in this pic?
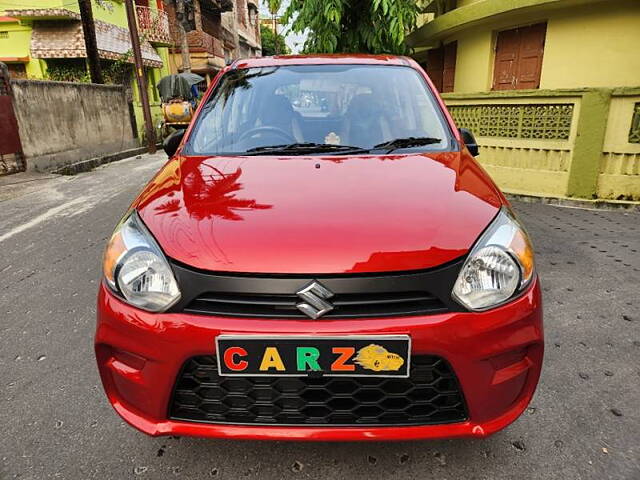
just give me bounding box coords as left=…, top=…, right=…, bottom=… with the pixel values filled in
left=566, top=89, right=612, bottom=199
left=25, top=59, right=47, bottom=79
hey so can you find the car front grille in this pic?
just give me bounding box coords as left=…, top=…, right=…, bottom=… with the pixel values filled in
left=169, top=355, right=468, bottom=426
left=183, top=291, right=448, bottom=318
left=169, top=258, right=466, bottom=318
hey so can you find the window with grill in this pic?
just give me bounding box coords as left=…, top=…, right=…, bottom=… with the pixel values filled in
left=7, top=63, right=26, bottom=80
left=629, top=103, right=640, bottom=144
left=236, top=0, right=247, bottom=25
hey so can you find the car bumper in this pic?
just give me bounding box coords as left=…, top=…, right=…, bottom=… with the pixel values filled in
left=95, top=277, right=543, bottom=441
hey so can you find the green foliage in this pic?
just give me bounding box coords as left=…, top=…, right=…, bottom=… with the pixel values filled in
left=101, top=58, right=133, bottom=85
left=260, top=24, right=290, bottom=56
left=267, top=0, right=282, bottom=16
left=45, top=59, right=90, bottom=83
left=284, top=0, right=419, bottom=54
left=44, top=58, right=133, bottom=85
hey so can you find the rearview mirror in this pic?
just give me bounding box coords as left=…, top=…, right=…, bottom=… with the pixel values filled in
left=163, top=129, right=186, bottom=158
left=459, top=128, right=479, bottom=157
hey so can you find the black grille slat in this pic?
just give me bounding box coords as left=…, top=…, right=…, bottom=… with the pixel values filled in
left=183, top=291, right=448, bottom=318
left=169, top=355, right=468, bottom=426
left=184, top=301, right=302, bottom=317
left=196, top=293, right=295, bottom=306
left=334, top=292, right=438, bottom=306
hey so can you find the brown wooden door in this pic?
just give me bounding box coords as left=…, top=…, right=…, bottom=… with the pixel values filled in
left=442, top=41, right=457, bottom=93
left=425, top=42, right=457, bottom=93
left=517, top=23, right=546, bottom=89
left=426, top=47, right=444, bottom=92
left=0, top=63, right=25, bottom=173
left=493, top=28, right=520, bottom=90
left=493, top=23, right=546, bottom=90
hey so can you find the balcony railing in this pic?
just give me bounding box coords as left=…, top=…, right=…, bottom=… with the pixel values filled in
left=184, top=31, right=224, bottom=58
left=136, top=6, right=171, bottom=46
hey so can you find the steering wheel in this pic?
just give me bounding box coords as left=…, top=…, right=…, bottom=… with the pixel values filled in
left=238, top=126, right=297, bottom=144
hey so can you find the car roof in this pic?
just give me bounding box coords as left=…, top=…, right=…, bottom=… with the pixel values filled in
left=233, top=54, right=416, bottom=69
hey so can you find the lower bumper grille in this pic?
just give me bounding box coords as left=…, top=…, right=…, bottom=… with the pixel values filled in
left=169, top=355, right=468, bottom=426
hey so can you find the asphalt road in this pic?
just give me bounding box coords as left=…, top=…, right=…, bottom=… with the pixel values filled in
left=1, top=154, right=639, bottom=480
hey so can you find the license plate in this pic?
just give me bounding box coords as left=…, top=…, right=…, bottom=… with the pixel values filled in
left=216, top=335, right=411, bottom=378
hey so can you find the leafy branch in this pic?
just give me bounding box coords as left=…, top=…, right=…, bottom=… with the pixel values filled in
left=283, top=0, right=419, bottom=54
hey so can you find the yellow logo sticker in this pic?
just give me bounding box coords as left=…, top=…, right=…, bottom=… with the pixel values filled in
left=353, top=344, right=405, bottom=372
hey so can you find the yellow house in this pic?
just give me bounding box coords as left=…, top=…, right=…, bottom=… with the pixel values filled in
left=408, top=0, right=640, bottom=202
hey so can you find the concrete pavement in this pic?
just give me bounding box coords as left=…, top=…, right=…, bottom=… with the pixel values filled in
left=0, top=154, right=639, bottom=479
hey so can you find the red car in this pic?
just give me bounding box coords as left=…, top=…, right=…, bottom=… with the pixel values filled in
left=96, top=55, right=543, bottom=441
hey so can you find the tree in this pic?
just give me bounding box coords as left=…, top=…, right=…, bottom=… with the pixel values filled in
left=260, top=24, right=290, bottom=56
left=267, top=0, right=282, bottom=16
left=267, top=0, right=284, bottom=55
left=283, top=0, right=419, bottom=54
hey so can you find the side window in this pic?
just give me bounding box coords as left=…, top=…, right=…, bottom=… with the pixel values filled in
left=493, top=23, right=546, bottom=90
left=192, top=93, right=229, bottom=151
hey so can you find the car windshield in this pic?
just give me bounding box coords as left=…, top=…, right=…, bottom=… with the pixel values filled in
left=187, top=64, right=451, bottom=155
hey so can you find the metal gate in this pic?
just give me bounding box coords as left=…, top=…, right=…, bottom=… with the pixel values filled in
left=0, top=62, right=25, bottom=175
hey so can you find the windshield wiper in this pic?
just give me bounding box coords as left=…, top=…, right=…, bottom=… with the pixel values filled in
left=241, top=138, right=442, bottom=156
left=243, top=143, right=369, bottom=155
left=372, top=136, right=442, bottom=153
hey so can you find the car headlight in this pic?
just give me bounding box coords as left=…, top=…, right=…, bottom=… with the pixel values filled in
left=452, top=207, right=535, bottom=311
left=102, top=211, right=180, bottom=312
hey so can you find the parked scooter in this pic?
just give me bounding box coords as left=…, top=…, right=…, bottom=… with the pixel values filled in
left=157, top=73, right=204, bottom=136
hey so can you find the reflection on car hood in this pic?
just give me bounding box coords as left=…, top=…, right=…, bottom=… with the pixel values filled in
left=134, top=152, right=503, bottom=274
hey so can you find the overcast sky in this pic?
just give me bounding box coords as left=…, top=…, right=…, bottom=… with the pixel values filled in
left=259, top=0, right=307, bottom=53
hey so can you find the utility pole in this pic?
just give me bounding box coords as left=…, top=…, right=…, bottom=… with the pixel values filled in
left=78, top=0, right=103, bottom=84
left=175, top=0, right=191, bottom=72
left=124, top=0, right=156, bottom=153
left=268, top=1, right=281, bottom=55
left=272, top=14, right=278, bottom=55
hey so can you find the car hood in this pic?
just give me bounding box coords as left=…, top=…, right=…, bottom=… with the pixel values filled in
left=135, top=152, right=503, bottom=274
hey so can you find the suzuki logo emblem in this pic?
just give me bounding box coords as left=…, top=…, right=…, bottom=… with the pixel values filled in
left=296, top=281, right=334, bottom=319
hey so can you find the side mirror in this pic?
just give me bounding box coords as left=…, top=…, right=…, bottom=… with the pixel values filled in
left=459, top=128, right=479, bottom=157
left=163, top=129, right=186, bottom=158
